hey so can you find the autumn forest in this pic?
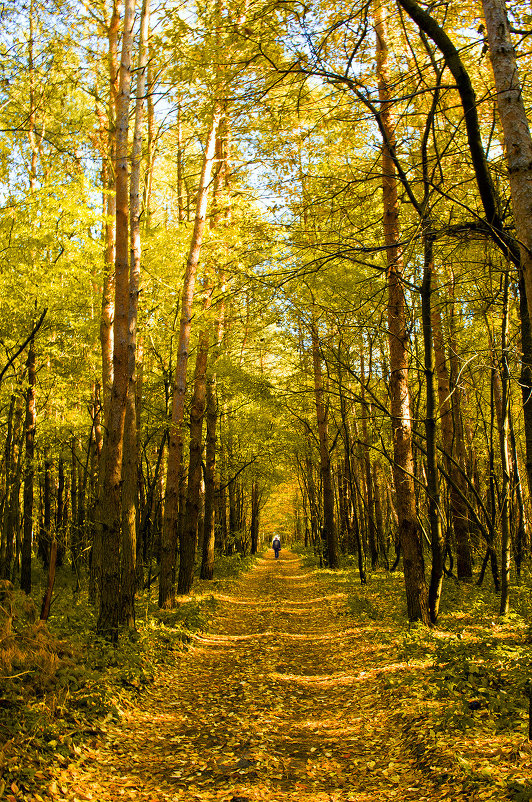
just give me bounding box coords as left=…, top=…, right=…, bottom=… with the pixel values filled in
left=1, top=0, right=532, bottom=799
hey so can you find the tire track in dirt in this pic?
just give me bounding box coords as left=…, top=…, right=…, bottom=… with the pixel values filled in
left=60, top=552, right=465, bottom=802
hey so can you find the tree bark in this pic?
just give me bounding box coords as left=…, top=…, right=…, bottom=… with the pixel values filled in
left=250, top=479, right=260, bottom=554
left=518, top=274, right=532, bottom=500
left=227, top=411, right=237, bottom=551
left=372, top=461, right=387, bottom=569
left=360, top=353, right=378, bottom=568
left=199, top=114, right=227, bottom=580
left=97, top=0, right=136, bottom=641
left=339, top=386, right=366, bottom=583
left=499, top=271, right=511, bottom=616
left=159, top=103, right=221, bottom=607
left=177, top=99, right=186, bottom=222
left=482, top=0, right=532, bottom=322
left=92, top=0, right=121, bottom=609
left=432, top=284, right=473, bottom=581
left=421, top=238, right=444, bottom=623
left=56, top=454, right=65, bottom=567
left=178, top=323, right=210, bottom=595
left=304, top=447, right=320, bottom=561
left=21, top=336, right=36, bottom=594
left=88, top=383, right=102, bottom=595
left=310, top=319, right=338, bottom=569
left=337, top=455, right=348, bottom=552
left=375, top=0, right=429, bottom=624
left=70, top=437, right=79, bottom=572
left=43, top=457, right=51, bottom=566
left=100, top=0, right=121, bottom=427
left=120, top=0, right=150, bottom=629
left=447, top=283, right=475, bottom=580
left=20, top=3, right=40, bottom=594
left=480, top=370, right=501, bottom=592
left=217, top=418, right=228, bottom=552
left=40, top=537, right=57, bottom=622
left=200, top=375, right=217, bottom=579
left=0, top=394, right=16, bottom=578
left=144, top=58, right=156, bottom=229
left=509, top=407, right=527, bottom=580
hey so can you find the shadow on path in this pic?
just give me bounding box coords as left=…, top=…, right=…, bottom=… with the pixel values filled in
left=61, top=551, right=458, bottom=802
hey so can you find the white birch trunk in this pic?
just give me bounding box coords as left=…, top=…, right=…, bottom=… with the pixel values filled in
left=120, top=0, right=150, bottom=628
left=159, top=102, right=222, bottom=608
left=482, top=0, right=532, bottom=316
left=97, top=0, right=136, bottom=640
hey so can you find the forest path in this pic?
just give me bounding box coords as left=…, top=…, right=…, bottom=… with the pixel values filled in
left=62, top=552, right=454, bottom=802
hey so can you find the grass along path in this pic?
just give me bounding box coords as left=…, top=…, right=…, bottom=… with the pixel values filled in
left=47, top=551, right=509, bottom=802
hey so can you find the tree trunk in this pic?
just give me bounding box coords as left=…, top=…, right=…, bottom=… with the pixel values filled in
left=144, top=58, right=156, bottom=229
left=97, top=0, right=136, bottom=641
left=43, top=456, right=51, bottom=566
left=341, top=398, right=366, bottom=583
left=448, top=284, right=475, bottom=580
left=77, top=437, right=86, bottom=566
left=509, top=408, right=527, bottom=580
left=421, top=239, right=444, bottom=623
left=198, top=112, right=227, bottom=580
left=135, top=339, right=145, bottom=590
left=100, top=0, right=120, bottom=427
left=70, top=437, right=79, bottom=572
left=499, top=271, right=511, bottom=615
left=375, top=1, right=429, bottom=624
left=2, top=393, right=23, bottom=581
left=250, top=479, right=260, bottom=554
left=217, top=421, right=228, bottom=553
left=88, top=383, right=102, bottom=592
left=200, top=375, right=217, bottom=579
left=337, top=455, right=348, bottom=552
left=432, top=283, right=473, bottom=581
left=227, top=408, right=237, bottom=549
left=92, top=0, right=120, bottom=610
left=56, top=454, right=65, bottom=567
left=481, top=370, right=501, bottom=592
left=21, top=336, right=36, bottom=594
left=304, top=449, right=320, bottom=560
left=518, top=274, right=532, bottom=502
left=177, top=99, right=186, bottom=222
left=360, top=354, right=378, bottom=567
left=310, top=320, right=338, bottom=569
left=178, top=324, right=209, bottom=595
left=0, top=394, right=16, bottom=578
left=482, top=0, right=532, bottom=323
left=40, top=537, right=57, bottom=622
left=120, top=0, right=150, bottom=629
left=159, top=103, right=221, bottom=607
left=372, top=461, right=387, bottom=569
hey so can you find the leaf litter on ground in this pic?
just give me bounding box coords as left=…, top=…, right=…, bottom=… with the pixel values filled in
left=3, top=550, right=532, bottom=801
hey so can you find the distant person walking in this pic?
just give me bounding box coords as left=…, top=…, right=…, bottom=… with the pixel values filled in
left=272, top=535, right=281, bottom=559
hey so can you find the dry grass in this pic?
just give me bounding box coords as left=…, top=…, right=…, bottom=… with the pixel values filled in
left=0, top=579, right=71, bottom=691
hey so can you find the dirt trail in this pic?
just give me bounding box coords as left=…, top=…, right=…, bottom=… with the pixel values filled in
left=63, top=552, right=452, bottom=802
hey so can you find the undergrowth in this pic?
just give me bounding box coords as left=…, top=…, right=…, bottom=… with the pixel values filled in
left=309, top=553, right=532, bottom=801
left=0, top=551, right=254, bottom=799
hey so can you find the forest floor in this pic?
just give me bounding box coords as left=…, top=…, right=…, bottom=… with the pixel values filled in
left=8, top=548, right=531, bottom=802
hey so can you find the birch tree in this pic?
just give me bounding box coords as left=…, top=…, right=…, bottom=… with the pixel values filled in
left=481, top=0, right=532, bottom=322
left=120, top=0, right=150, bottom=628
left=97, top=0, right=136, bottom=641
left=159, top=103, right=221, bottom=608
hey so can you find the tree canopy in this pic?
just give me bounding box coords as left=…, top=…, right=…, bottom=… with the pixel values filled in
left=0, top=0, right=531, bottom=629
